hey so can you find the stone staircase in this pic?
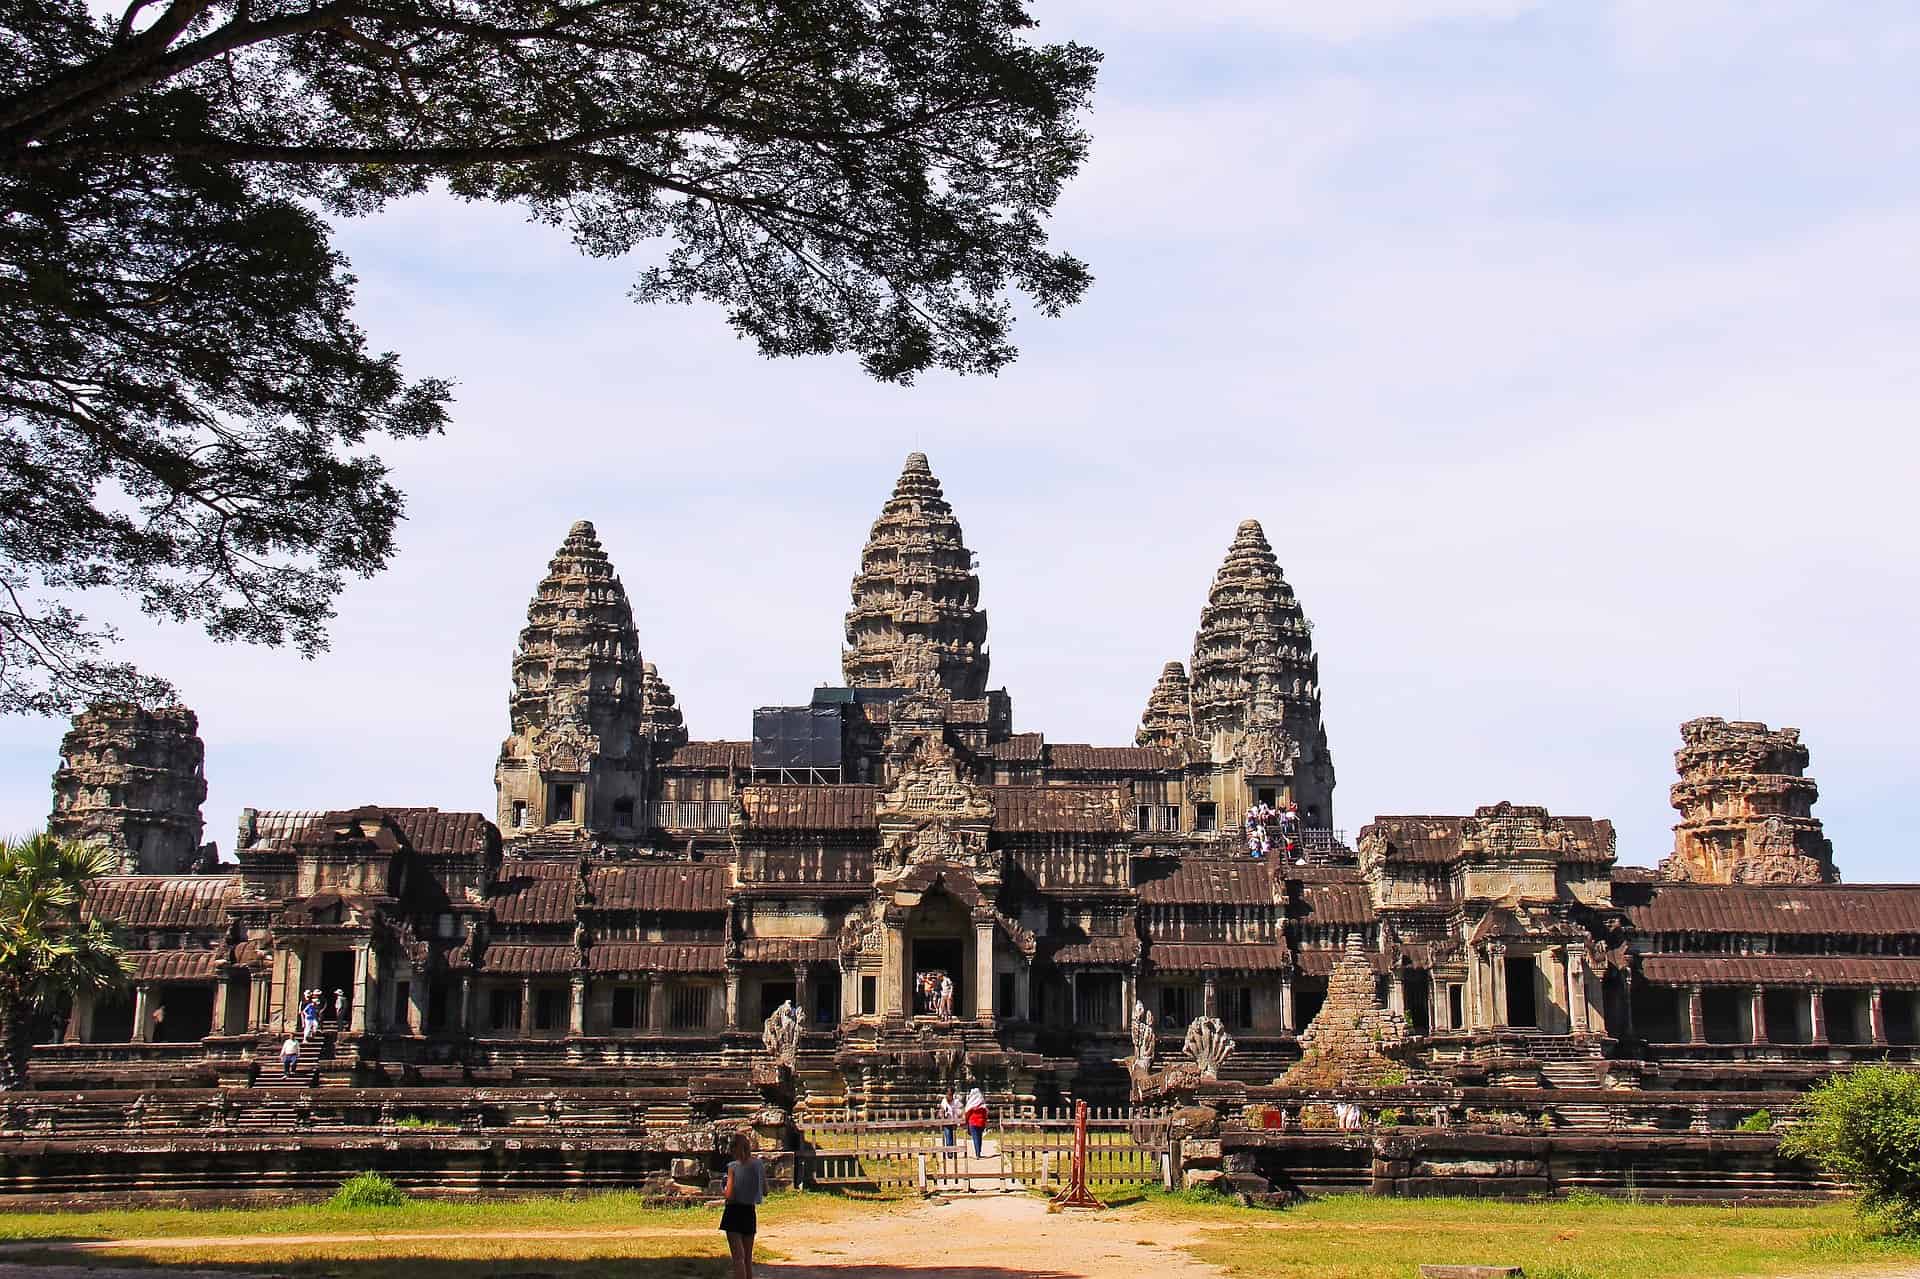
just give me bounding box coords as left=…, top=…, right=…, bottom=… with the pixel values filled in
left=253, top=1023, right=338, bottom=1085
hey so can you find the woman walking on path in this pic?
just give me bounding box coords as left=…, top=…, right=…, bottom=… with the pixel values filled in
left=964, top=1087, right=989, bottom=1157
left=720, top=1129, right=765, bottom=1279
left=940, top=1090, right=960, bottom=1147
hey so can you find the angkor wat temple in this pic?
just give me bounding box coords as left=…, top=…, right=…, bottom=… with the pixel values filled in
left=34, top=454, right=1912, bottom=1149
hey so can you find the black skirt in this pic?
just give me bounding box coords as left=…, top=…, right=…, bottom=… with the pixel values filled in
left=719, top=1202, right=757, bottom=1236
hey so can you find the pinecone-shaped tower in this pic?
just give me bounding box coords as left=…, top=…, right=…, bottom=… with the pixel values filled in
left=1189, top=520, right=1335, bottom=822
left=842, top=453, right=989, bottom=699
left=1660, top=717, right=1837, bottom=884
left=1281, top=933, right=1409, bottom=1088
left=1136, top=661, right=1196, bottom=748
left=639, top=661, right=688, bottom=751
left=495, top=521, right=650, bottom=842
left=49, top=703, right=212, bottom=873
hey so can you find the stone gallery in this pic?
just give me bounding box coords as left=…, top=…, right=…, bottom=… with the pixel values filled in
left=22, top=453, right=1903, bottom=1200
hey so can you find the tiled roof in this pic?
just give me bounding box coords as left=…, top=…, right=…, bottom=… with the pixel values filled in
left=1295, top=948, right=1390, bottom=977
left=85, top=876, right=234, bottom=929
left=239, top=807, right=494, bottom=856
left=1136, top=858, right=1277, bottom=905
left=489, top=859, right=581, bottom=924
left=991, top=786, right=1126, bottom=833
left=1044, top=936, right=1140, bottom=966
left=1048, top=744, right=1182, bottom=772
left=1149, top=942, right=1289, bottom=972
left=588, top=863, right=728, bottom=912
left=130, top=949, right=219, bottom=982
left=1639, top=954, right=1920, bottom=989
left=1293, top=876, right=1374, bottom=925
left=588, top=942, right=725, bottom=973
left=478, top=943, right=576, bottom=975
left=1360, top=814, right=1615, bottom=864
left=1624, top=884, right=1920, bottom=936
left=238, top=809, right=329, bottom=850
left=742, top=785, right=879, bottom=830
left=979, top=733, right=1044, bottom=762
left=662, top=740, right=750, bottom=770
left=739, top=938, right=840, bottom=964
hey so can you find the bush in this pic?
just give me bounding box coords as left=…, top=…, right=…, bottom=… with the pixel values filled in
left=1738, top=1108, right=1774, bottom=1133
left=1780, top=1064, right=1920, bottom=1231
left=1376, top=1107, right=1403, bottom=1127
left=328, top=1171, right=409, bottom=1209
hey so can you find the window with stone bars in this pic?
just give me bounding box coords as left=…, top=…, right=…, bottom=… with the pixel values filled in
left=1221, top=986, right=1253, bottom=1030
left=668, top=984, right=711, bottom=1029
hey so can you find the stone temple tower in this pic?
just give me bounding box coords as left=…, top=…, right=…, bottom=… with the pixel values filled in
left=1136, top=661, right=1196, bottom=749
left=842, top=452, right=989, bottom=699
left=49, top=703, right=211, bottom=873
left=495, top=521, right=652, bottom=844
left=1660, top=716, right=1837, bottom=884
left=1188, top=520, right=1335, bottom=824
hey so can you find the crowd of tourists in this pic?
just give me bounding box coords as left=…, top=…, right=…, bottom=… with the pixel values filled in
left=1244, top=800, right=1304, bottom=861
left=916, top=971, right=956, bottom=1019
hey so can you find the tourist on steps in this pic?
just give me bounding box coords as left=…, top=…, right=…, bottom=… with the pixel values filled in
left=279, top=1035, right=299, bottom=1077
left=964, top=1087, right=989, bottom=1157
left=720, top=1128, right=765, bottom=1279
left=939, top=973, right=954, bottom=1020
left=300, top=993, right=320, bottom=1041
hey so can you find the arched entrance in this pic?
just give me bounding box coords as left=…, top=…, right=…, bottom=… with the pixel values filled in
left=904, top=888, right=972, bottom=1017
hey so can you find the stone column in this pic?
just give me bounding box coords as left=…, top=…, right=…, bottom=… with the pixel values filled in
left=1558, top=947, right=1574, bottom=1034
left=646, top=978, right=668, bottom=1030
left=1068, top=971, right=1080, bottom=1026
left=217, top=979, right=241, bottom=1037
left=519, top=977, right=535, bottom=1038
left=1489, top=945, right=1508, bottom=1029
left=794, top=964, right=812, bottom=1027
left=1686, top=984, right=1705, bottom=1044
left=974, top=921, right=995, bottom=1022
left=1120, top=970, right=1136, bottom=1024
left=881, top=926, right=906, bottom=1018
left=253, top=971, right=272, bottom=1033
left=1810, top=987, right=1828, bottom=1046
left=1569, top=951, right=1591, bottom=1035
left=1280, top=975, right=1296, bottom=1034
left=569, top=974, right=588, bottom=1036
left=459, top=976, right=475, bottom=1035
left=64, top=993, right=90, bottom=1043
left=409, top=976, right=429, bottom=1036
left=840, top=969, right=860, bottom=1021
left=132, top=984, right=154, bottom=1043
left=350, top=945, right=372, bottom=1034
left=1871, top=987, right=1888, bottom=1046
left=1750, top=986, right=1769, bottom=1044
left=1202, top=972, right=1218, bottom=1020
left=724, top=967, right=742, bottom=1030
left=1389, top=971, right=1407, bottom=1019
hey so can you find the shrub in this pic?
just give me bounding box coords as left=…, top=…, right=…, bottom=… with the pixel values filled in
left=1376, top=1107, right=1403, bottom=1127
left=1780, top=1064, right=1920, bottom=1231
left=1737, top=1108, right=1774, bottom=1133
left=329, top=1171, right=409, bottom=1209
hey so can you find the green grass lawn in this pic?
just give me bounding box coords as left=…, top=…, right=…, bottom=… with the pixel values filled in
left=1136, top=1192, right=1920, bottom=1279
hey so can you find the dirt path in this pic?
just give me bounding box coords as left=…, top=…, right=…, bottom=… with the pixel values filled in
left=0, top=1194, right=1230, bottom=1278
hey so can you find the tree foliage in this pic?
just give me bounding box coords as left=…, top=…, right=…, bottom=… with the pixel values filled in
left=1781, top=1064, right=1920, bottom=1231
left=0, top=833, right=132, bottom=1089
left=0, top=0, right=1098, bottom=712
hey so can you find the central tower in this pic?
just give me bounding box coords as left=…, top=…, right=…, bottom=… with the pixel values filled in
left=842, top=453, right=989, bottom=699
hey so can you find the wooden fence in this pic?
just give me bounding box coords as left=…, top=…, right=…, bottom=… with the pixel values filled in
left=797, top=1112, right=1170, bottom=1193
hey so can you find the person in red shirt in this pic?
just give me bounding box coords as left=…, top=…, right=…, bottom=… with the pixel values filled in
left=964, top=1087, right=988, bottom=1157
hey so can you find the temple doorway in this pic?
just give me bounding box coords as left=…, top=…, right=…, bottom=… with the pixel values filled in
left=760, top=980, right=796, bottom=1024
left=912, top=938, right=965, bottom=1016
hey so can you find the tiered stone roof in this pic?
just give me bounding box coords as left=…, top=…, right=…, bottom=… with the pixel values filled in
left=639, top=662, right=688, bottom=750
left=842, top=453, right=989, bottom=699
left=507, top=520, right=645, bottom=752
left=1660, top=717, right=1834, bottom=884
left=1282, top=933, right=1409, bottom=1087
left=49, top=703, right=209, bottom=874
left=1190, top=520, right=1321, bottom=737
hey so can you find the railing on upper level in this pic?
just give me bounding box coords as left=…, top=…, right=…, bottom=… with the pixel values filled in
left=650, top=801, right=731, bottom=831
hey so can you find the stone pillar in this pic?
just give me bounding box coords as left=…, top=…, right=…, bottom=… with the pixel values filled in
left=1750, top=986, right=1769, bottom=1044
left=350, top=945, right=371, bottom=1034
left=794, top=964, right=812, bottom=1027
left=646, top=978, right=668, bottom=1030
left=1202, top=972, right=1218, bottom=1020
left=1558, top=947, right=1573, bottom=1034
left=839, top=969, right=860, bottom=1021
left=132, top=984, right=154, bottom=1043
left=1120, top=970, right=1135, bottom=1024
left=409, top=976, right=429, bottom=1036
left=459, top=976, right=474, bottom=1034
left=1068, top=971, right=1079, bottom=1026
left=974, top=921, right=995, bottom=1021
left=1810, top=986, right=1828, bottom=1046
left=724, top=968, right=742, bottom=1030
left=253, top=971, right=271, bottom=1032
left=519, top=977, right=535, bottom=1038
left=1687, top=984, right=1705, bottom=1044
left=1389, top=971, right=1407, bottom=1019
left=1569, top=951, right=1591, bottom=1035
left=217, top=978, right=241, bottom=1037
left=569, top=974, right=588, bottom=1036
left=64, top=993, right=90, bottom=1044
left=1280, top=975, right=1296, bottom=1034
left=1871, top=986, right=1888, bottom=1046
left=1489, top=945, right=1508, bottom=1029
left=881, top=926, right=906, bottom=1018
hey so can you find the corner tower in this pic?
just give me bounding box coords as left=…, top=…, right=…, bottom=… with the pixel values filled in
left=495, top=521, right=650, bottom=844
left=1660, top=717, right=1836, bottom=884
left=842, top=453, right=989, bottom=698
left=1189, top=520, right=1335, bottom=824
left=49, top=702, right=212, bottom=873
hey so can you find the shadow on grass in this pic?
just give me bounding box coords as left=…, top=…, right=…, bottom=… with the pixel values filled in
left=1, top=1256, right=1088, bottom=1279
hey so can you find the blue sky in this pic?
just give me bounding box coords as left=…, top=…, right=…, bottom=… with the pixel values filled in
left=4, top=0, right=1916, bottom=878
